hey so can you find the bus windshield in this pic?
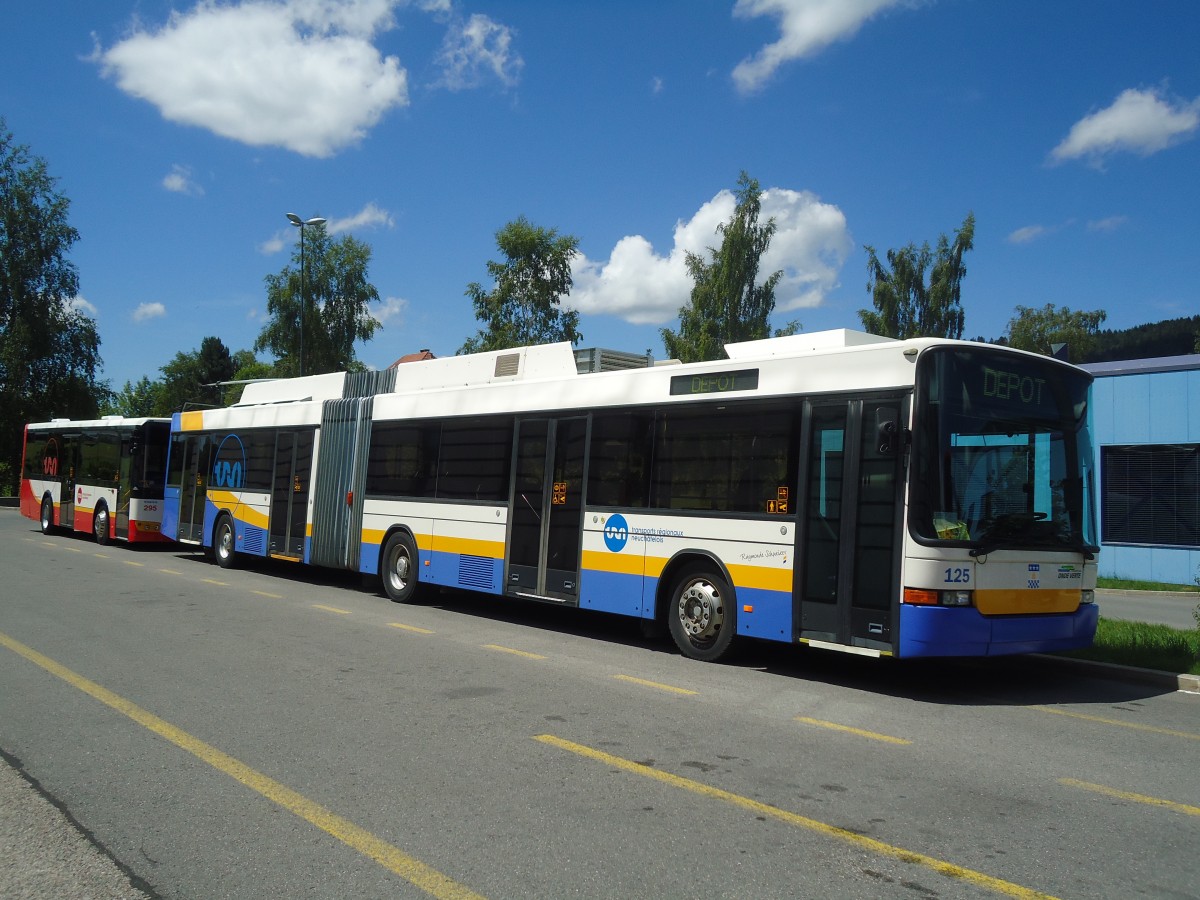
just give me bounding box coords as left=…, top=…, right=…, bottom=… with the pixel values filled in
left=910, top=347, right=1097, bottom=555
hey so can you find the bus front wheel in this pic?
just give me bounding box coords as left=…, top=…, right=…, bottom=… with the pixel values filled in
left=94, top=503, right=111, bottom=546
left=40, top=497, right=55, bottom=535
left=667, top=566, right=737, bottom=662
left=214, top=515, right=238, bottom=569
left=381, top=531, right=421, bottom=604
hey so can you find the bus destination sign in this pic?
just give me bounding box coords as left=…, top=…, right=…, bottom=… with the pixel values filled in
left=670, top=368, right=760, bottom=396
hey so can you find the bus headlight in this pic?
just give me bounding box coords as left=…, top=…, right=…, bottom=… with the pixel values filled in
left=940, top=590, right=973, bottom=607
left=1080, top=590, right=1095, bottom=605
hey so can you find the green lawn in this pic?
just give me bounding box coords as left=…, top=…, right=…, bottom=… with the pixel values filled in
left=1096, top=576, right=1200, bottom=593
left=1063, top=617, right=1200, bottom=676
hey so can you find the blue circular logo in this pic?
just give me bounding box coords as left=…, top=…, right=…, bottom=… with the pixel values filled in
left=603, top=514, right=629, bottom=552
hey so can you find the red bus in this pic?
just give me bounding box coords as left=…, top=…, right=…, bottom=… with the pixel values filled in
left=21, top=417, right=172, bottom=545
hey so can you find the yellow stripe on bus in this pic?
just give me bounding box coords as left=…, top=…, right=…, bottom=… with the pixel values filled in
left=975, top=590, right=1079, bottom=615
left=207, top=490, right=270, bottom=529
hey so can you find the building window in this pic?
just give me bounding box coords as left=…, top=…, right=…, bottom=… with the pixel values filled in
left=1101, top=444, right=1200, bottom=547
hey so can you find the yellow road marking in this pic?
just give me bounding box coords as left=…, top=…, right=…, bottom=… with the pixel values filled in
left=794, top=717, right=912, bottom=745
left=202, top=578, right=229, bottom=587
left=94, top=553, right=110, bottom=559
left=124, top=560, right=145, bottom=568
left=390, top=623, right=435, bottom=635
left=161, top=568, right=184, bottom=576
left=613, top=674, right=697, bottom=696
left=253, top=590, right=284, bottom=599
left=1030, top=706, right=1200, bottom=741
left=0, top=630, right=484, bottom=900
left=313, top=604, right=351, bottom=615
left=483, top=644, right=545, bottom=660
left=535, top=735, right=1057, bottom=900
left=1059, top=778, right=1200, bottom=817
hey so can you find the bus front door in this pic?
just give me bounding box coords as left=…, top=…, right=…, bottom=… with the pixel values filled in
left=176, top=436, right=209, bottom=544
left=798, top=398, right=905, bottom=653
left=507, top=417, right=587, bottom=603
left=269, top=430, right=313, bottom=560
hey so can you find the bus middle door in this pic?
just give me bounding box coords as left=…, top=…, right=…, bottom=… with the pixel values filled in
left=507, top=417, right=587, bottom=604
left=798, top=397, right=905, bottom=653
left=269, top=430, right=314, bottom=560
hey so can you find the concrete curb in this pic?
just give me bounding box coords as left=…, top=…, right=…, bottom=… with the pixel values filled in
left=1034, top=653, right=1200, bottom=694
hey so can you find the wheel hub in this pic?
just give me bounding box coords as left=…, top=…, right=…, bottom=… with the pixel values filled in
left=678, top=581, right=722, bottom=639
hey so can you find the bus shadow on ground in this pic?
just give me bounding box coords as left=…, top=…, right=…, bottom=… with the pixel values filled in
left=155, top=540, right=1171, bottom=709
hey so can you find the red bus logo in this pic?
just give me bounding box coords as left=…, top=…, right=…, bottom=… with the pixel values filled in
left=41, top=439, right=60, bottom=477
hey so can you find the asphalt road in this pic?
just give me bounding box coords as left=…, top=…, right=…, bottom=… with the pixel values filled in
left=1, top=509, right=1197, bottom=899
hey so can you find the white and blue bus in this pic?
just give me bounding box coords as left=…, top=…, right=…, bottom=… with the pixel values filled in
left=162, top=329, right=1099, bottom=662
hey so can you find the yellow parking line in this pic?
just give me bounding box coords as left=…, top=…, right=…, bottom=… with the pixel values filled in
left=203, top=578, right=229, bottom=587
left=390, top=623, right=435, bottom=635
left=1059, top=778, right=1200, bottom=817
left=253, top=590, right=284, bottom=599
left=124, top=560, right=145, bottom=568
left=313, top=604, right=351, bottom=615
left=613, top=674, right=697, bottom=696
left=0, top=630, right=483, bottom=899
left=794, top=717, right=911, bottom=745
left=536, top=734, right=1056, bottom=900
left=484, top=644, right=545, bottom=660
left=1030, top=706, right=1200, bottom=741
left=94, top=553, right=110, bottom=559
left=161, top=568, right=184, bottom=576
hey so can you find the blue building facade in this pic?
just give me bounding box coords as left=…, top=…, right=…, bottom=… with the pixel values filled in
left=1082, top=355, right=1200, bottom=585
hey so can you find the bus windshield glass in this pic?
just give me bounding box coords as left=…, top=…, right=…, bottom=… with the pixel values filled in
left=911, top=347, right=1097, bottom=555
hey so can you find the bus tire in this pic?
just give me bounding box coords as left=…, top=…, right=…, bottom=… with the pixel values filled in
left=667, top=565, right=737, bottom=662
left=40, top=497, right=55, bottom=535
left=214, top=515, right=238, bottom=570
left=93, top=503, right=111, bottom=546
left=380, top=531, right=421, bottom=604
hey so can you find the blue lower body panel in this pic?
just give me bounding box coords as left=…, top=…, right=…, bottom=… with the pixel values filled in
left=898, top=603, right=1099, bottom=657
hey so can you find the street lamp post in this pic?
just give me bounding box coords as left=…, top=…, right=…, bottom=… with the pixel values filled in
left=287, top=212, right=327, bottom=377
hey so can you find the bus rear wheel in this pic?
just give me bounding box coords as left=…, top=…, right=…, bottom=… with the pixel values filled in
left=667, top=566, right=737, bottom=662
left=93, top=504, right=111, bottom=546
left=40, top=497, right=55, bottom=535
left=381, top=531, right=422, bottom=603
left=214, top=515, right=238, bottom=569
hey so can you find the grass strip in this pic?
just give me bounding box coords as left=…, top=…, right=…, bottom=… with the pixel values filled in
left=1062, top=617, right=1200, bottom=676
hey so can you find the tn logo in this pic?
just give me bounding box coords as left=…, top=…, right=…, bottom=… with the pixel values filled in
left=603, top=514, right=629, bottom=552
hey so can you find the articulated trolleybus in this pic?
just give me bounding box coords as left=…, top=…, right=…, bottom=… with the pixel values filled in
left=162, top=329, right=1099, bottom=662
left=21, top=416, right=172, bottom=545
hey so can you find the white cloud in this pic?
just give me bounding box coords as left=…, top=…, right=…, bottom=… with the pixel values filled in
left=732, top=0, right=914, bottom=93
left=1007, top=225, right=1049, bottom=245
left=96, top=0, right=409, bottom=158
left=1050, top=87, right=1200, bottom=166
left=1087, top=215, right=1128, bottom=233
left=132, top=302, right=167, bottom=322
left=371, top=295, right=408, bottom=325
left=163, top=163, right=203, bottom=196
left=67, top=296, right=100, bottom=317
left=328, top=202, right=395, bottom=234
left=569, top=186, right=851, bottom=324
left=433, top=12, right=523, bottom=90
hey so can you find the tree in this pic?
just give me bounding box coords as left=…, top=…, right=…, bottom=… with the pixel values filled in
left=225, top=348, right=275, bottom=405
left=1005, top=304, right=1107, bottom=361
left=859, top=213, right=975, bottom=340
left=104, top=376, right=160, bottom=417
left=256, top=223, right=381, bottom=376
left=661, top=172, right=786, bottom=363
left=155, top=336, right=236, bottom=413
left=460, top=216, right=581, bottom=354
left=1, top=118, right=103, bottom=492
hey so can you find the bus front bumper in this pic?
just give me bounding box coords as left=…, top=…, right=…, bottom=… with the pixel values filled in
left=897, top=602, right=1099, bottom=658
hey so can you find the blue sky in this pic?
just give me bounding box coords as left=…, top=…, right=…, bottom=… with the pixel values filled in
left=4, top=0, right=1198, bottom=389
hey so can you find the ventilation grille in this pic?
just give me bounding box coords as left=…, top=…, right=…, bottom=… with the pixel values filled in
left=494, top=353, right=521, bottom=377
left=243, top=525, right=265, bottom=556
left=458, top=555, right=496, bottom=590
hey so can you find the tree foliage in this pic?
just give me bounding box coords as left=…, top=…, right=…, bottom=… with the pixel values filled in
left=1005, top=304, right=1107, bottom=361
left=256, top=223, right=381, bottom=376
left=1, top=118, right=102, bottom=491
left=460, top=216, right=581, bottom=354
left=661, top=172, right=786, bottom=363
left=102, top=336, right=237, bottom=416
left=859, top=213, right=975, bottom=340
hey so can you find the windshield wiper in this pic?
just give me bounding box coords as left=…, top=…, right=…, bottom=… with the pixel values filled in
left=969, top=512, right=1047, bottom=558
